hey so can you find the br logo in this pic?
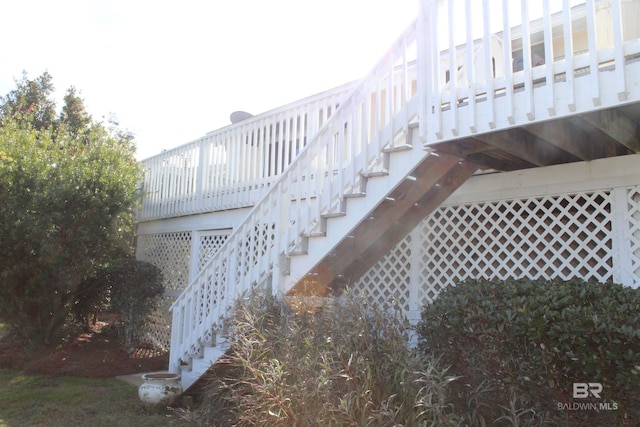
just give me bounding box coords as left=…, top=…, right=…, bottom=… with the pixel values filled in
left=573, top=383, right=603, bottom=399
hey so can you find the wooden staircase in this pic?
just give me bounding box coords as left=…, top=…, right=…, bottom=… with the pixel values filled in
left=166, top=16, right=487, bottom=390
left=175, top=114, right=480, bottom=393
left=178, top=141, right=481, bottom=394
left=286, top=127, right=480, bottom=297
left=167, top=0, right=640, bottom=392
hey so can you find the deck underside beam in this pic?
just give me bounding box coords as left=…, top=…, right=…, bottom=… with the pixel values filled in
left=428, top=104, right=640, bottom=173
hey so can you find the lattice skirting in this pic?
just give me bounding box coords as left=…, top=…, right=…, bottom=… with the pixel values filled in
left=195, top=230, right=229, bottom=276
left=351, top=185, right=640, bottom=321
left=136, top=231, right=193, bottom=293
left=136, top=229, right=231, bottom=350
left=627, top=186, right=640, bottom=285
left=139, top=295, right=174, bottom=350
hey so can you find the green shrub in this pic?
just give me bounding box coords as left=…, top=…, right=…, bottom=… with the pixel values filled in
left=191, top=290, right=460, bottom=426
left=107, top=257, right=164, bottom=352
left=72, top=256, right=164, bottom=352
left=417, top=278, right=640, bottom=425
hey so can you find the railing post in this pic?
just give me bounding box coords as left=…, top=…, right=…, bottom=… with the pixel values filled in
left=542, top=0, right=556, bottom=117
left=417, top=0, right=427, bottom=142
left=611, top=186, right=636, bottom=288
left=482, top=0, right=496, bottom=129
left=195, top=140, right=208, bottom=212
left=585, top=0, right=601, bottom=106
left=521, top=0, right=535, bottom=121
left=168, top=303, right=182, bottom=374
left=418, top=0, right=442, bottom=143
left=276, top=180, right=290, bottom=294
left=611, top=0, right=628, bottom=101
left=502, top=0, right=515, bottom=123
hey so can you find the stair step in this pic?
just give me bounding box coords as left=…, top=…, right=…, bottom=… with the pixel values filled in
left=322, top=211, right=346, bottom=218
left=181, top=342, right=230, bottom=391
left=289, top=249, right=309, bottom=256
left=289, top=246, right=309, bottom=256
left=202, top=344, right=228, bottom=361
left=321, top=199, right=347, bottom=218
left=383, top=143, right=413, bottom=153
left=288, top=235, right=309, bottom=256
left=344, top=191, right=366, bottom=198
left=178, top=360, right=192, bottom=371
left=304, top=231, right=327, bottom=238
left=366, top=169, right=389, bottom=177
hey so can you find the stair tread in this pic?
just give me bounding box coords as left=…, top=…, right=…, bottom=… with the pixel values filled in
left=289, top=249, right=309, bottom=256
left=343, top=191, right=366, bottom=198
left=304, top=231, right=327, bottom=238
left=383, top=144, right=413, bottom=153
left=321, top=211, right=346, bottom=218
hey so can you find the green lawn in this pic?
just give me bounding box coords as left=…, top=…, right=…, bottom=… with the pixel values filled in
left=0, top=370, right=191, bottom=427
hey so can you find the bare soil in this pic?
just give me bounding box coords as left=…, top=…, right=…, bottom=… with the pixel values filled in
left=0, top=321, right=169, bottom=377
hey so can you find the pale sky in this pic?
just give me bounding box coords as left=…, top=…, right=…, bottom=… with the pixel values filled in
left=1, top=0, right=418, bottom=160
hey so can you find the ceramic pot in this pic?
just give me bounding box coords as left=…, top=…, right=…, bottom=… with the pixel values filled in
left=138, top=372, right=183, bottom=408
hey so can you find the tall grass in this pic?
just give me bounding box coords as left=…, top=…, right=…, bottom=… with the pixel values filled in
left=189, top=291, right=460, bottom=426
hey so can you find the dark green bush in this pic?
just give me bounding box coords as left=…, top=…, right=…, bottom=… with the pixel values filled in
left=107, top=257, right=164, bottom=352
left=417, top=278, right=640, bottom=425
left=190, top=290, right=461, bottom=426
left=73, top=256, right=164, bottom=352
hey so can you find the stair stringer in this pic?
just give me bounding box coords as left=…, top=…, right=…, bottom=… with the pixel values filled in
left=284, top=127, right=480, bottom=297
left=283, top=124, right=429, bottom=294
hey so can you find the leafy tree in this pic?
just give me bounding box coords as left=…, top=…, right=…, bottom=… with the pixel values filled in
left=58, top=86, right=92, bottom=141
left=0, top=75, right=143, bottom=345
left=0, top=71, right=57, bottom=131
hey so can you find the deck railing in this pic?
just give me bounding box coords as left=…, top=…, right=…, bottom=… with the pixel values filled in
left=419, top=0, right=638, bottom=143
left=169, top=20, right=420, bottom=372
left=137, top=83, right=357, bottom=221
left=140, top=0, right=639, bottom=224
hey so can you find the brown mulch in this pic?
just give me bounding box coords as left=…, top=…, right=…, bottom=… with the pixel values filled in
left=0, top=321, right=169, bottom=378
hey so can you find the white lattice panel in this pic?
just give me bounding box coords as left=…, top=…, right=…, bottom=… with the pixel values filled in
left=627, top=186, right=640, bottom=288
left=231, top=223, right=276, bottom=287
left=137, top=231, right=192, bottom=292
left=352, top=190, right=619, bottom=317
left=188, top=222, right=276, bottom=353
left=416, top=191, right=613, bottom=306
left=137, top=231, right=192, bottom=349
left=140, top=295, right=174, bottom=350
left=350, top=236, right=412, bottom=313
left=196, top=230, right=230, bottom=275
